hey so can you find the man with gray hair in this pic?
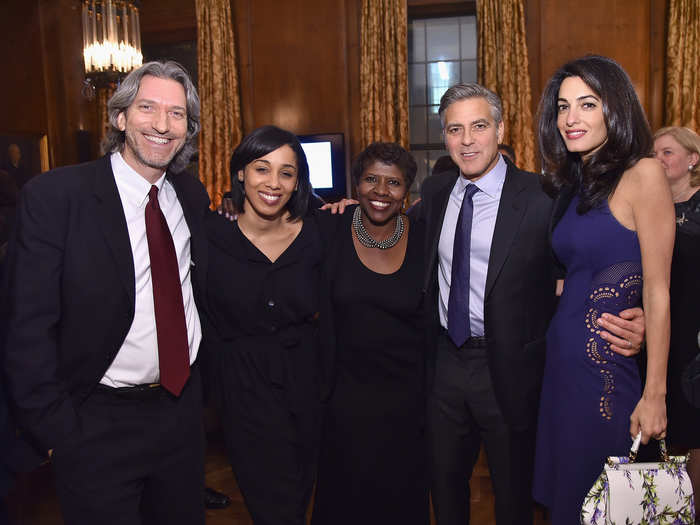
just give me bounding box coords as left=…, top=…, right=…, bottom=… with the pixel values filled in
left=3, top=61, right=209, bottom=524
left=415, top=83, right=645, bottom=524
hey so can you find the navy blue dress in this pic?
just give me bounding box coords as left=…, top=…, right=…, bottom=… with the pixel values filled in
left=533, top=195, right=643, bottom=524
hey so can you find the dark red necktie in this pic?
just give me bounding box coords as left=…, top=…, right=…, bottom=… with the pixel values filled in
left=145, top=185, right=190, bottom=396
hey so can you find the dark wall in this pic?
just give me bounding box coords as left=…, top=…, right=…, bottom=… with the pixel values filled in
left=0, top=0, right=99, bottom=170
left=0, top=0, right=668, bottom=171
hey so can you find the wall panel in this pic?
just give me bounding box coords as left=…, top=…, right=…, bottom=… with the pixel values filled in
left=526, top=0, right=666, bottom=132
left=0, top=2, right=48, bottom=136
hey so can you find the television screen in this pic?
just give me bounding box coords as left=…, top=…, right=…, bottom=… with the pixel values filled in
left=300, top=141, right=333, bottom=189
left=298, top=133, right=347, bottom=200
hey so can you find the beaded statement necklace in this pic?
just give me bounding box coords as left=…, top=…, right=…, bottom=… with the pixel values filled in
left=352, top=206, right=405, bottom=250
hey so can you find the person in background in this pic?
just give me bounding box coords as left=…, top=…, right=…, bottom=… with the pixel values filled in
left=533, top=55, right=674, bottom=524
left=497, top=143, right=516, bottom=165
left=2, top=144, right=31, bottom=189
left=432, top=155, right=458, bottom=176
left=653, top=125, right=700, bottom=509
left=312, top=142, right=429, bottom=525
left=3, top=61, right=209, bottom=525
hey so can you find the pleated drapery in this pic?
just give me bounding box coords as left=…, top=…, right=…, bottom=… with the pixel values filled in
left=360, top=0, right=410, bottom=149
left=476, top=0, right=535, bottom=172
left=196, top=0, right=243, bottom=208
left=664, top=0, right=700, bottom=129
left=98, top=85, right=116, bottom=153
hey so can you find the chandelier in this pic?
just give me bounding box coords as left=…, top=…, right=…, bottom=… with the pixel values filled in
left=81, top=0, right=143, bottom=92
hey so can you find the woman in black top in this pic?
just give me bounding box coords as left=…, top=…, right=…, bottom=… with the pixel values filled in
left=653, top=125, right=700, bottom=507
left=312, top=143, right=429, bottom=525
left=203, top=125, right=322, bottom=525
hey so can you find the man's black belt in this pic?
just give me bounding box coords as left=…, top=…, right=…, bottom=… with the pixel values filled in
left=461, top=336, right=488, bottom=349
left=95, top=382, right=165, bottom=400
left=440, top=328, right=489, bottom=349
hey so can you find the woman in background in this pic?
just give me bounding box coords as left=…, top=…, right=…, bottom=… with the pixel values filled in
left=312, top=142, right=429, bottom=525
left=653, top=126, right=700, bottom=507
left=203, top=125, right=322, bottom=525
left=533, top=55, right=675, bottom=524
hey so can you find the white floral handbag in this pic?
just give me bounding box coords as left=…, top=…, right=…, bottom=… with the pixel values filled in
left=581, top=432, right=695, bottom=525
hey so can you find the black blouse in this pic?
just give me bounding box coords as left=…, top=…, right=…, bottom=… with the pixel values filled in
left=201, top=211, right=324, bottom=416
left=675, top=189, right=700, bottom=237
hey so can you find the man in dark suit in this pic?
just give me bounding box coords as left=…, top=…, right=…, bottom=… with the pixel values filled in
left=3, top=61, right=209, bottom=524
left=417, top=83, right=644, bottom=525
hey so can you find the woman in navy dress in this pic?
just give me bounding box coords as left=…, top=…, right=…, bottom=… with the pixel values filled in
left=532, top=55, right=675, bottom=524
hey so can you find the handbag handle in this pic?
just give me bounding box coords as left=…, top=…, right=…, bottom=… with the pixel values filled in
left=628, top=431, right=669, bottom=463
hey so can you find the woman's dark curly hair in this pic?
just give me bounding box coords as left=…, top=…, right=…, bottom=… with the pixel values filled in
left=350, top=142, right=417, bottom=190
left=537, top=55, right=653, bottom=213
left=229, top=125, right=311, bottom=220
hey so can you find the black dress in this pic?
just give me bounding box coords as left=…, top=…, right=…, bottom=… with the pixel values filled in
left=312, top=210, right=429, bottom=525
left=667, top=190, right=700, bottom=449
left=202, top=211, right=323, bottom=525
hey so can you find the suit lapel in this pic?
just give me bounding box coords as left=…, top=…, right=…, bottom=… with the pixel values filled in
left=484, top=167, right=529, bottom=300
left=168, top=172, right=208, bottom=297
left=92, top=155, right=136, bottom=304
left=423, top=172, right=458, bottom=292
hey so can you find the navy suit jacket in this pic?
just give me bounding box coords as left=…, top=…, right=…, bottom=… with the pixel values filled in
left=3, top=155, right=210, bottom=452
left=416, top=160, right=559, bottom=430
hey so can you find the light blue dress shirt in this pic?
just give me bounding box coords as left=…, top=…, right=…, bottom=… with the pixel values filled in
left=438, top=154, right=507, bottom=337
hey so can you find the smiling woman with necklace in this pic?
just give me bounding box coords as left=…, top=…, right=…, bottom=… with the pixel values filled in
left=312, top=142, right=429, bottom=525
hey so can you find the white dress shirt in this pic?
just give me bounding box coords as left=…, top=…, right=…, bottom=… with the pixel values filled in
left=438, top=154, right=507, bottom=336
left=100, top=152, right=202, bottom=387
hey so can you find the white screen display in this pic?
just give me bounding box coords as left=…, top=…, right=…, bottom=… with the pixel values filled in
left=301, top=141, right=333, bottom=189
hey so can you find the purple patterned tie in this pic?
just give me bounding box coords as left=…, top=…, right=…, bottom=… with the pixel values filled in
left=447, top=183, right=479, bottom=347
left=145, top=185, right=190, bottom=395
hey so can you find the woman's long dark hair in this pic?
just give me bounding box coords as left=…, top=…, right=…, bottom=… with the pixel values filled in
left=537, top=55, right=653, bottom=213
left=229, top=125, right=312, bottom=220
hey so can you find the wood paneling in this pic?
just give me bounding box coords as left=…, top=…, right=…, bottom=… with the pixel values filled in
left=0, top=0, right=101, bottom=169
left=525, top=0, right=667, bottom=132
left=139, top=0, right=197, bottom=44
left=0, top=0, right=669, bottom=171
left=39, top=0, right=97, bottom=168
left=408, top=0, right=475, bottom=18
left=231, top=0, right=358, bottom=183
left=234, top=0, right=350, bottom=134
left=0, top=2, right=48, bottom=136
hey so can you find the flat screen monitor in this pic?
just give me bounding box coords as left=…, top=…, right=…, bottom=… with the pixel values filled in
left=298, top=133, right=346, bottom=201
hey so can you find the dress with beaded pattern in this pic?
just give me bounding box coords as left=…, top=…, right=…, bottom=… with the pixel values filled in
left=533, top=194, right=643, bottom=525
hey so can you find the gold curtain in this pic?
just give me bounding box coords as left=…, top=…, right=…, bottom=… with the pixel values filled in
left=476, top=0, right=535, bottom=172
left=665, top=0, right=700, bottom=129
left=97, top=85, right=116, bottom=153
left=196, top=0, right=243, bottom=208
left=360, top=0, right=409, bottom=149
